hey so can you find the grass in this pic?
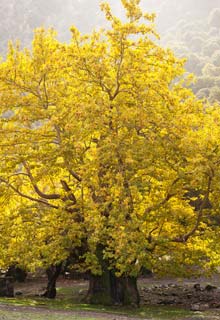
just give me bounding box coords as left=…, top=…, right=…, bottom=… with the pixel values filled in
left=0, top=309, right=99, bottom=320
left=0, top=295, right=199, bottom=319
left=0, top=282, right=218, bottom=319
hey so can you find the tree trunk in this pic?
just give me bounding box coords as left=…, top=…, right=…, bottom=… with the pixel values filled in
left=87, top=272, right=139, bottom=306
left=6, top=265, right=27, bottom=282
left=0, top=276, right=14, bottom=297
left=42, top=263, right=62, bottom=299
left=117, top=275, right=140, bottom=307
left=85, top=245, right=139, bottom=306
left=85, top=244, right=113, bottom=305
left=110, top=272, right=140, bottom=306
left=86, top=271, right=113, bottom=305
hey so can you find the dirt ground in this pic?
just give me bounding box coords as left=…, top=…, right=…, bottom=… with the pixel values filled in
left=15, top=275, right=220, bottom=310
left=139, top=274, right=220, bottom=309
left=14, top=274, right=220, bottom=310
left=0, top=303, right=142, bottom=320
left=1, top=275, right=220, bottom=319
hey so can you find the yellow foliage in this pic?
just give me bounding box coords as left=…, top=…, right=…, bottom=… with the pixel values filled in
left=0, top=0, right=219, bottom=277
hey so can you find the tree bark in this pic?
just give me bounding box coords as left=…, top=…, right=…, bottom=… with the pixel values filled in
left=0, top=276, right=14, bottom=297
left=110, top=272, right=140, bottom=306
left=86, top=272, right=139, bottom=306
left=85, top=243, right=140, bottom=306
left=85, top=244, right=112, bottom=305
left=42, top=263, right=62, bottom=299
left=86, top=271, right=113, bottom=305
left=6, top=265, right=27, bottom=282
left=85, top=245, right=139, bottom=306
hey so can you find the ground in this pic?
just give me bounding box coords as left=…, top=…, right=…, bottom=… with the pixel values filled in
left=140, top=274, right=220, bottom=309
left=1, top=275, right=220, bottom=319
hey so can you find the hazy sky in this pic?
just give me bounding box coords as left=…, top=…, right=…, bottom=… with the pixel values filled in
left=1, top=0, right=220, bottom=53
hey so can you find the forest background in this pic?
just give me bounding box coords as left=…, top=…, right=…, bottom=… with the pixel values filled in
left=1, top=0, right=220, bottom=105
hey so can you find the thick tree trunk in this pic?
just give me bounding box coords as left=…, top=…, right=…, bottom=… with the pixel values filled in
left=86, top=272, right=139, bottom=306
left=86, top=271, right=113, bottom=305
left=110, top=273, right=140, bottom=306
left=42, top=263, right=62, bottom=299
left=6, top=265, right=27, bottom=282
left=85, top=245, right=139, bottom=306
left=85, top=244, right=112, bottom=305
left=0, top=276, right=14, bottom=297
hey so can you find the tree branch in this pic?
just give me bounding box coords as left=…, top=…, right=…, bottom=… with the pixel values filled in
left=60, top=180, right=77, bottom=204
left=69, top=169, right=82, bottom=182
left=144, top=178, right=179, bottom=217
left=0, top=178, right=59, bottom=209
left=23, top=162, right=61, bottom=200
left=172, top=174, right=213, bottom=243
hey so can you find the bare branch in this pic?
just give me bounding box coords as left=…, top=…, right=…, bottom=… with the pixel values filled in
left=23, top=162, right=61, bottom=200
left=60, top=180, right=77, bottom=204
left=69, top=169, right=82, bottom=182
left=0, top=178, right=59, bottom=209
left=173, top=174, right=213, bottom=243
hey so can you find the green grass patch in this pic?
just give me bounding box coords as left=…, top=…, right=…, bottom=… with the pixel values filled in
left=0, top=296, right=197, bottom=319
left=0, top=309, right=99, bottom=320
left=0, top=284, right=217, bottom=319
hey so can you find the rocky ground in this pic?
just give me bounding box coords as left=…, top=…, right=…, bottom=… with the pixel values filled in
left=1, top=276, right=220, bottom=319
left=139, top=276, right=220, bottom=311
left=12, top=274, right=220, bottom=312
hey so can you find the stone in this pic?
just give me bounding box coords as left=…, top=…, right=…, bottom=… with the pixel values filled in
left=190, top=303, right=209, bottom=311
left=139, top=279, right=220, bottom=308
left=205, top=284, right=217, bottom=291
left=193, top=283, right=201, bottom=291
left=78, top=289, right=86, bottom=295
left=159, top=298, right=176, bottom=305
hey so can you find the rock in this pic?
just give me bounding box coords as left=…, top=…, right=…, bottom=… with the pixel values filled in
left=205, top=284, right=217, bottom=291
left=168, top=283, right=176, bottom=287
left=159, top=298, right=176, bottom=305
left=171, top=292, right=178, bottom=296
left=193, top=283, right=201, bottom=291
left=211, top=301, right=220, bottom=308
left=161, top=285, right=167, bottom=288
left=190, top=303, right=209, bottom=311
left=78, top=289, right=86, bottom=295
left=139, top=278, right=220, bottom=308
left=190, top=304, right=200, bottom=311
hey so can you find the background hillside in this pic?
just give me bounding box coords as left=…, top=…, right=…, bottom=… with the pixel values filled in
left=1, top=0, right=220, bottom=101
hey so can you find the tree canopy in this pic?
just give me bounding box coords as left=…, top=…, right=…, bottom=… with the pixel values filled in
left=0, top=1, right=220, bottom=296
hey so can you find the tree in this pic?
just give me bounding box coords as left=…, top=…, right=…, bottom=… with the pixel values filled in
left=208, top=8, right=220, bottom=29
left=209, top=86, right=220, bottom=103
left=0, top=0, right=220, bottom=306
left=211, top=50, right=220, bottom=67
left=0, top=30, right=84, bottom=298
